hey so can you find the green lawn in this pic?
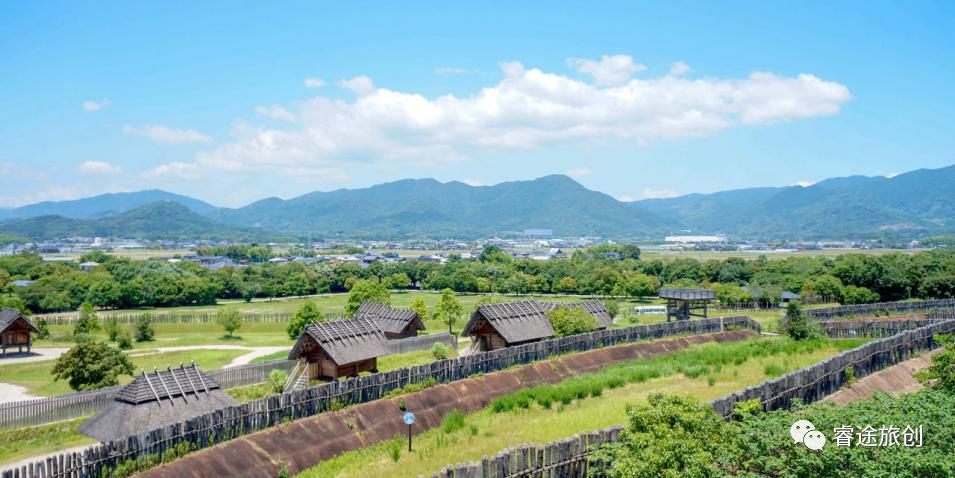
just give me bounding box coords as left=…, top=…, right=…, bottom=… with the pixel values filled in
left=296, top=339, right=862, bottom=478
left=0, top=349, right=247, bottom=397
left=0, top=418, right=96, bottom=466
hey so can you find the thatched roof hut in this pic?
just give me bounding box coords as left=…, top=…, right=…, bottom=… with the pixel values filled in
left=462, top=300, right=555, bottom=351
left=354, top=302, right=425, bottom=339
left=539, top=300, right=613, bottom=329
left=0, top=308, right=39, bottom=357
left=288, top=317, right=390, bottom=380
left=79, top=363, right=238, bottom=442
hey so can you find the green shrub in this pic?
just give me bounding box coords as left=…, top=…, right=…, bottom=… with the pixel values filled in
left=431, top=342, right=449, bottom=360
left=268, top=369, right=288, bottom=394
left=440, top=410, right=466, bottom=434
left=116, top=329, right=133, bottom=350
left=134, top=314, right=155, bottom=342
left=104, top=315, right=120, bottom=342
left=763, top=363, right=785, bottom=378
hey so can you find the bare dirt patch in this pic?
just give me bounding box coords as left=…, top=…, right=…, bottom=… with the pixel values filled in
left=824, top=348, right=939, bottom=405
left=137, top=331, right=754, bottom=478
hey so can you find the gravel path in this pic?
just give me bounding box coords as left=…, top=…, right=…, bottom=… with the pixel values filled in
left=0, top=382, right=38, bottom=404
left=0, top=348, right=70, bottom=365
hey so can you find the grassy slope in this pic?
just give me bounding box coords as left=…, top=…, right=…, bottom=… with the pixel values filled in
left=297, top=340, right=861, bottom=478
left=0, top=418, right=96, bottom=466
left=0, top=349, right=246, bottom=397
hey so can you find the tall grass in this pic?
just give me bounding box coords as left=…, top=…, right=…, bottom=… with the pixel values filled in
left=489, top=337, right=865, bottom=413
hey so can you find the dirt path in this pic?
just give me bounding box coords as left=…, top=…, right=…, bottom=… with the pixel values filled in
left=0, top=348, right=70, bottom=365
left=0, top=382, right=39, bottom=404
left=137, top=330, right=754, bottom=478
left=824, top=349, right=939, bottom=405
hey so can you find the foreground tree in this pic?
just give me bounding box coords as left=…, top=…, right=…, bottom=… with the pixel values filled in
left=545, top=306, right=598, bottom=337
left=52, top=341, right=135, bottom=391
left=344, top=279, right=390, bottom=316
left=921, top=333, right=955, bottom=394
left=287, top=301, right=325, bottom=339
left=432, top=288, right=463, bottom=336
left=216, top=307, right=243, bottom=338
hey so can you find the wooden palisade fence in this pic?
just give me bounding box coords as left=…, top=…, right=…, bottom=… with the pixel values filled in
left=804, top=298, right=955, bottom=320
left=424, top=426, right=624, bottom=478
left=0, top=331, right=453, bottom=430
left=1, top=315, right=761, bottom=478
left=711, top=315, right=955, bottom=417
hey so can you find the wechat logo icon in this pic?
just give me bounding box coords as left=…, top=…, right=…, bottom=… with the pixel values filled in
left=790, top=420, right=826, bottom=451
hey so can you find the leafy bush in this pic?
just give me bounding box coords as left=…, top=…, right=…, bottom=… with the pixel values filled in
left=782, top=302, right=822, bottom=341
left=268, top=369, right=288, bottom=394
left=73, top=303, right=99, bottom=337
left=103, top=315, right=120, bottom=342
left=546, top=305, right=599, bottom=337
left=287, top=302, right=324, bottom=339
left=51, top=341, right=135, bottom=391
left=431, top=342, right=449, bottom=360
left=116, top=329, right=133, bottom=350
left=35, top=319, right=50, bottom=340
left=216, top=307, right=243, bottom=338
left=134, top=314, right=155, bottom=342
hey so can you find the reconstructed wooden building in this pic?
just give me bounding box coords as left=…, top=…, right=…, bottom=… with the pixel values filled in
left=462, top=300, right=555, bottom=352
left=78, top=363, right=238, bottom=442
left=539, top=300, right=614, bottom=329
left=659, top=288, right=716, bottom=321
left=0, top=308, right=39, bottom=357
left=354, top=302, right=426, bottom=339
left=288, top=317, right=390, bottom=380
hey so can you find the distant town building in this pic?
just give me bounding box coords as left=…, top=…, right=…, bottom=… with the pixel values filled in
left=79, top=261, right=100, bottom=272
left=664, top=235, right=728, bottom=243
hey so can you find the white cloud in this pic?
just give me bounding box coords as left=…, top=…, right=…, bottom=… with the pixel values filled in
left=795, top=180, right=815, bottom=187
left=170, top=56, right=849, bottom=179
left=462, top=178, right=483, bottom=186
left=566, top=167, right=592, bottom=177
left=255, top=105, right=296, bottom=122
left=123, top=124, right=213, bottom=144
left=669, top=61, right=693, bottom=76
left=886, top=172, right=899, bottom=178
left=79, top=161, right=121, bottom=174
left=338, top=75, right=375, bottom=95
left=83, top=99, right=110, bottom=112
left=143, top=161, right=200, bottom=179
left=616, top=195, right=636, bottom=202
left=304, top=78, right=325, bottom=88
left=567, top=54, right=646, bottom=86
left=638, top=188, right=680, bottom=199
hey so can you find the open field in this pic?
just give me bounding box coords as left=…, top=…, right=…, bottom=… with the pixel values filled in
left=297, top=338, right=863, bottom=478
left=0, top=417, right=95, bottom=466
left=39, top=249, right=193, bottom=261
left=0, top=349, right=247, bottom=397
left=640, top=247, right=924, bottom=261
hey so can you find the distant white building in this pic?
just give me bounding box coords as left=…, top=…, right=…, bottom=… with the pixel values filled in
left=664, top=235, right=727, bottom=244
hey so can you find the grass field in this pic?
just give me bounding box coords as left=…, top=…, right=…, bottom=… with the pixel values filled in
left=0, top=349, right=247, bottom=397
left=0, top=417, right=96, bottom=466
left=296, top=338, right=863, bottom=478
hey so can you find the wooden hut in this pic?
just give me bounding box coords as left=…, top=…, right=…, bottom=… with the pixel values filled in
left=0, top=308, right=39, bottom=357
left=659, top=288, right=716, bottom=321
left=462, top=300, right=555, bottom=352
left=78, top=363, right=238, bottom=442
left=354, top=302, right=426, bottom=339
left=539, top=300, right=614, bottom=330
left=288, top=317, right=390, bottom=380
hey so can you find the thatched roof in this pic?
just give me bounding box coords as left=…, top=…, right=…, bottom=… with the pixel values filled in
left=539, top=300, right=613, bottom=328
left=354, top=302, right=425, bottom=335
left=79, top=364, right=238, bottom=442
left=658, top=288, right=716, bottom=301
left=462, top=300, right=554, bottom=344
left=289, top=317, right=389, bottom=365
left=0, top=308, right=39, bottom=333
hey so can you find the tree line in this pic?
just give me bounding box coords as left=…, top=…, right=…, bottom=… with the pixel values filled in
left=1, top=245, right=954, bottom=314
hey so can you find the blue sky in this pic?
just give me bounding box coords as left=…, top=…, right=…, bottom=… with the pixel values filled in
left=1, top=1, right=953, bottom=208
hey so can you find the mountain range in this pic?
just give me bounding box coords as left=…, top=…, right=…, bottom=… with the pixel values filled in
left=1, top=164, right=954, bottom=241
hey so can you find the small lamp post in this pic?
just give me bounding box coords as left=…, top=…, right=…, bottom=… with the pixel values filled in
left=403, top=411, right=416, bottom=452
